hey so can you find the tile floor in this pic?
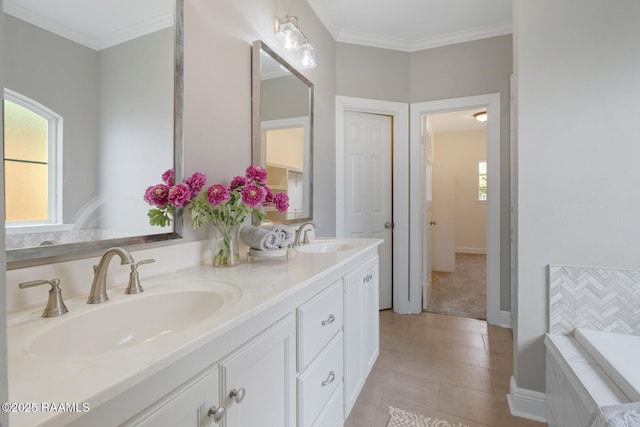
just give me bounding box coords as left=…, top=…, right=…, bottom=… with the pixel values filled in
left=345, top=310, right=548, bottom=427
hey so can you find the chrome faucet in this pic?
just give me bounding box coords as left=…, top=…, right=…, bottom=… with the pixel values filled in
left=87, top=247, right=134, bottom=304
left=294, top=221, right=318, bottom=246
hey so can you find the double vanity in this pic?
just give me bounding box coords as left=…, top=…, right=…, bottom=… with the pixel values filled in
left=7, top=238, right=381, bottom=427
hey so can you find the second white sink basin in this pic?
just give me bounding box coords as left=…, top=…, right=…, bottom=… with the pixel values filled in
left=26, top=281, right=241, bottom=359
left=296, top=240, right=359, bottom=253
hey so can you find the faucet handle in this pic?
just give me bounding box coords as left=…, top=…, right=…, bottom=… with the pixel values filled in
left=125, top=258, right=155, bottom=295
left=19, top=279, right=68, bottom=318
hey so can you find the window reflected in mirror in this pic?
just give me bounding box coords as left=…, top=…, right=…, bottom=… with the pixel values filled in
left=4, top=91, right=62, bottom=226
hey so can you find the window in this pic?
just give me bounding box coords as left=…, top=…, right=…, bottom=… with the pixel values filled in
left=4, top=89, right=62, bottom=226
left=478, top=160, right=487, bottom=201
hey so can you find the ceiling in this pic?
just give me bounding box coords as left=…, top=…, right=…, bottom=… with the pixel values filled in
left=428, top=109, right=487, bottom=135
left=306, top=0, right=512, bottom=52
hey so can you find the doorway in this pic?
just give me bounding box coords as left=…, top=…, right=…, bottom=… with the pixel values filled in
left=424, top=109, right=489, bottom=320
left=410, top=94, right=501, bottom=325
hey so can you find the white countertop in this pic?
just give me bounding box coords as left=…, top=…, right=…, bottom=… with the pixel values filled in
left=8, top=238, right=381, bottom=427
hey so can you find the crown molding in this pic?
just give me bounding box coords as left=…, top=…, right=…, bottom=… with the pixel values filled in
left=97, top=13, right=173, bottom=50
left=4, top=0, right=173, bottom=51
left=337, top=21, right=512, bottom=52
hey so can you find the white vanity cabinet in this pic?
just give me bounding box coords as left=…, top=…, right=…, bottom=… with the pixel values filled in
left=220, top=314, right=296, bottom=427
left=124, top=315, right=296, bottom=427
left=343, top=255, right=380, bottom=417
left=124, top=365, right=220, bottom=427
left=296, top=279, right=344, bottom=427
left=9, top=239, right=382, bottom=427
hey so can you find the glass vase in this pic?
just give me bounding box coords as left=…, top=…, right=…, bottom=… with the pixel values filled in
left=212, top=221, right=241, bottom=267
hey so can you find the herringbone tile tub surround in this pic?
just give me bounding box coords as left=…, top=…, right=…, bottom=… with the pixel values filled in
left=549, top=265, right=640, bottom=336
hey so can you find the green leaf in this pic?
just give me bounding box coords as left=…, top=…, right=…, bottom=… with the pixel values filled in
left=148, top=208, right=172, bottom=227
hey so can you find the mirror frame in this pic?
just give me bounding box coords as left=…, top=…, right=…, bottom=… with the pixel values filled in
left=6, top=0, right=184, bottom=265
left=251, top=40, right=313, bottom=225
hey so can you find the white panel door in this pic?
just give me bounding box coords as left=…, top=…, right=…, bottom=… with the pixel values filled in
left=431, top=137, right=456, bottom=273
left=344, top=111, right=393, bottom=310
left=421, top=116, right=433, bottom=310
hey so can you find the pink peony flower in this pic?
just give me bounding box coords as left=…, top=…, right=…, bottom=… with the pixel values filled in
left=245, top=164, right=268, bottom=184
left=273, top=192, right=290, bottom=213
left=161, top=169, right=174, bottom=186
left=185, top=172, right=207, bottom=197
left=207, top=184, right=230, bottom=206
left=168, top=183, right=191, bottom=207
left=241, top=184, right=266, bottom=208
left=264, top=186, right=274, bottom=204
left=144, top=184, right=170, bottom=207
left=229, top=176, right=247, bottom=190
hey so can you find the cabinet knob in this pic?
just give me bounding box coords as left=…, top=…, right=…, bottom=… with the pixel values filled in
left=208, top=405, right=225, bottom=423
left=321, top=314, right=335, bottom=326
left=321, top=370, right=336, bottom=387
left=230, top=387, right=246, bottom=404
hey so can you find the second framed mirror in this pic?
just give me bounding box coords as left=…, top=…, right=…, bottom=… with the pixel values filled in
left=251, top=40, right=313, bottom=224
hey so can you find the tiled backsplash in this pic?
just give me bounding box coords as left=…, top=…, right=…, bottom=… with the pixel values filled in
left=549, top=265, right=640, bottom=336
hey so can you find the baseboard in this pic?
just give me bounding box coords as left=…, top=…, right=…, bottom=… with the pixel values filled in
left=507, top=377, right=547, bottom=423
left=499, top=310, right=512, bottom=328
left=455, top=246, right=487, bottom=254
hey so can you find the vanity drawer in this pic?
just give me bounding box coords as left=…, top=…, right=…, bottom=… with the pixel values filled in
left=298, top=333, right=344, bottom=427
left=297, top=279, right=343, bottom=370
left=312, top=383, right=344, bottom=427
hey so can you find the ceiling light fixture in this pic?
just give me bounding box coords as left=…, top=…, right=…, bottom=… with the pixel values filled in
left=474, top=111, right=488, bottom=123
left=275, top=16, right=317, bottom=69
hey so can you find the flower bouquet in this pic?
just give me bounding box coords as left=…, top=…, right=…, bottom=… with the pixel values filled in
left=144, top=165, right=289, bottom=267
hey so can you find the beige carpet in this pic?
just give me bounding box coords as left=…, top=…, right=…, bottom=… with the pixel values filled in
left=427, top=253, right=486, bottom=320
left=386, top=407, right=470, bottom=427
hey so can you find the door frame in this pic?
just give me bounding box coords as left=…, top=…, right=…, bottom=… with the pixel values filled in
left=336, top=96, right=411, bottom=314
left=410, top=94, right=501, bottom=324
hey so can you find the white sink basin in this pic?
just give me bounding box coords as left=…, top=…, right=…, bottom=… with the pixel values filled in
left=296, top=240, right=359, bottom=253
left=26, top=281, right=241, bottom=358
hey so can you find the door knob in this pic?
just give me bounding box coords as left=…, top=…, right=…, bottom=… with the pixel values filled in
left=430, top=221, right=436, bottom=226
left=384, top=221, right=394, bottom=229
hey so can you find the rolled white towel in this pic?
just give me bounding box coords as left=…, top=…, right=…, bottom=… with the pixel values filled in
left=261, top=224, right=292, bottom=248
left=239, top=225, right=279, bottom=250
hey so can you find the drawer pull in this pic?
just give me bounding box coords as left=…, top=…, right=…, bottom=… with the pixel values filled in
left=208, top=405, right=226, bottom=423
left=230, top=387, right=246, bottom=404
left=321, top=314, right=335, bottom=326
left=321, top=370, right=336, bottom=387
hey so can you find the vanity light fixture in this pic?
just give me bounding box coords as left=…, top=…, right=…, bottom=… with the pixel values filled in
left=474, top=111, right=488, bottom=123
left=275, top=16, right=317, bottom=69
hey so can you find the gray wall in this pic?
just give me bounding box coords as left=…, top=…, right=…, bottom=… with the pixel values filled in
left=514, top=0, right=640, bottom=394
left=98, top=28, right=174, bottom=234
left=261, top=75, right=310, bottom=121
left=182, top=0, right=336, bottom=239
left=4, top=14, right=100, bottom=223
left=336, top=35, right=513, bottom=311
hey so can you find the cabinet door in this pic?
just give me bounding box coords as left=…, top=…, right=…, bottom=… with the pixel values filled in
left=363, top=255, right=380, bottom=374
left=221, top=314, right=296, bottom=427
left=343, top=264, right=365, bottom=417
left=124, top=366, right=220, bottom=427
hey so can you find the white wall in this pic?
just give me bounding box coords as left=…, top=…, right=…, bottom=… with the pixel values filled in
left=514, top=0, right=640, bottom=394
left=433, top=130, right=487, bottom=254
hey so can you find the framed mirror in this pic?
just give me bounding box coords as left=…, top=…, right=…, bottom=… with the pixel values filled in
left=4, top=0, right=184, bottom=263
left=252, top=40, right=313, bottom=224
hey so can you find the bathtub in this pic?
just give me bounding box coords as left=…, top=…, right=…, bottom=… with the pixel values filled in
left=545, top=329, right=638, bottom=427
left=574, top=328, right=640, bottom=402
